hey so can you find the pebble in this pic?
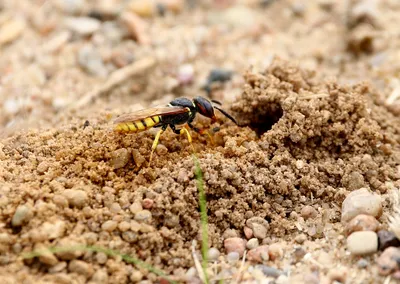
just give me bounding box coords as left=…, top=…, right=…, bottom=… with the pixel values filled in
left=207, top=247, right=220, bottom=261
left=132, top=149, right=146, bottom=167
left=62, top=189, right=88, bottom=208
left=110, top=148, right=130, bottom=169
left=101, top=220, right=118, bottom=232
left=55, top=0, right=85, bottom=14
left=268, top=243, right=284, bottom=261
left=327, top=267, right=347, bottom=283
left=118, top=221, right=131, bottom=232
left=55, top=239, right=84, bottom=260
left=345, top=214, right=380, bottom=236
left=292, top=246, right=306, bottom=263
left=122, top=231, right=138, bottom=243
left=224, top=237, right=246, bottom=257
left=41, top=220, right=66, bottom=240
left=357, top=258, right=369, bottom=268
left=120, top=11, right=150, bottom=45
left=142, top=198, right=154, bottom=209
left=222, top=229, right=238, bottom=239
left=221, top=6, right=257, bottom=29
left=134, top=210, right=152, bottom=222
left=341, top=188, right=382, bottom=222
left=37, top=161, right=50, bottom=174
left=247, top=245, right=269, bottom=263
left=295, top=233, right=307, bottom=244
left=43, top=31, right=71, bottom=53
left=377, top=247, right=400, bottom=275
left=68, top=260, right=94, bottom=278
left=254, top=264, right=283, bottom=278
left=377, top=230, right=400, bottom=251
left=35, top=244, right=59, bottom=266
left=0, top=18, right=25, bottom=46
left=227, top=251, right=240, bottom=263
left=48, top=261, right=67, bottom=273
left=130, top=202, right=143, bottom=214
left=347, top=231, right=378, bottom=255
left=251, top=223, right=268, bottom=239
left=244, top=226, right=253, bottom=239
left=300, top=205, right=318, bottom=220
left=11, top=204, right=32, bottom=227
left=95, top=252, right=108, bottom=264
left=128, top=0, right=156, bottom=17
left=206, top=68, right=233, bottom=85
left=246, top=238, right=259, bottom=250
left=90, top=269, right=109, bottom=283
left=130, top=270, right=144, bottom=282
left=78, top=44, right=108, bottom=77
left=177, top=64, right=194, bottom=85
left=65, top=17, right=101, bottom=36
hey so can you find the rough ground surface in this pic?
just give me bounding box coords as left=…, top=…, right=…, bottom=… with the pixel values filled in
left=1, top=0, right=400, bottom=283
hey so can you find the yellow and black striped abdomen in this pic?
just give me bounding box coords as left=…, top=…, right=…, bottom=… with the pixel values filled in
left=114, top=116, right=161, bottom=133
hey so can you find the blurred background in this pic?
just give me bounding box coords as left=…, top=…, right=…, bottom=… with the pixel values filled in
left=1, top=0, right=399, bottom=136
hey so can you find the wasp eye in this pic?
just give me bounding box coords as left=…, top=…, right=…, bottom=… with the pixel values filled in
left=194, top=96, right=215, bottom=119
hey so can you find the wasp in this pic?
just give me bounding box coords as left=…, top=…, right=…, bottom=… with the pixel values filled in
left=114, top=96, right=237, bottom=165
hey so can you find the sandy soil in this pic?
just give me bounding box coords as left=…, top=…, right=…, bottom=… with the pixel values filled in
left=1, top=0, right=400, bottom=283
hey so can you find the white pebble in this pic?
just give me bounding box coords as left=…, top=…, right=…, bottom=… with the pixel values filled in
left=347, top=231, right=378, bottom=255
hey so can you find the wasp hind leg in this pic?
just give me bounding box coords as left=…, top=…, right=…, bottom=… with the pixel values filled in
left=188, top=122, right=214, bottom=145
left=149, top=125, right=167, bottom=167
left=170, top=124, right=195, bottom=153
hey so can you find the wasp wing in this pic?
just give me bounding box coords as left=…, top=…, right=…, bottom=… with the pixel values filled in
left=114, top=106, right=189, bottom=124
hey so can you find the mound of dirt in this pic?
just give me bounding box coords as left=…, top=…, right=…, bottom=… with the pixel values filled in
left=1, top=59, right=400, bottom=282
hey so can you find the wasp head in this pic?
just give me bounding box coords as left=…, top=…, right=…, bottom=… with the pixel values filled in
left=193, top=96, right=217, bottom=122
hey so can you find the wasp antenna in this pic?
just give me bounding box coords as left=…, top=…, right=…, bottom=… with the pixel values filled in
left=215, top=106, right=238, bottom=125
left=211, top=99, right=222, bottom=105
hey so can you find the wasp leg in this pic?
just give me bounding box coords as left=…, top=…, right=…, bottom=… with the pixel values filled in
left=188, top=122, right=214, bottom=145
left=149, top=125, right=167, bottom=167
left=170, top=124, right=195, bottom=153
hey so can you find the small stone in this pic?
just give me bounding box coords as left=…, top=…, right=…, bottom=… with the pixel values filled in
left=357, top=258, right=369, bottom=268
left=53, top=195, right=69, bottom=207
left=341, top=188, right=382, bottom=222
left=95, top=252, right=108, bottom=264
left=224, top=237, right=246, bottom=257
left=227, top=251, right=240, bottom=263
left=43, top=31, right=71, bottom=53
left=247, top=245, right=269, bottom=263
left=251, top=223, right=267, bottom=239
left=223, top=229, right=238, bottom=239
left=345, top=214, right=380, bottom=236
left=0, top=19, right=25, bottom=46
left=255, top=265, right=283, bottom=278
left=122, top=231, right=138, bottom=243
left=65, top=17, right=101, bottom=36
left=164, top=214, right=180, bottom=228
left=48, top=262, right=67, bottom=273
left=134, top=210, right=152, bottom=222
left=78, top=44, right=108, bottom=77
left=347, top=231, right=378, bottom=255
left=160, top=0, right=184, bottom=14
left=142, top=198, right=154, bottom=209
left=292, top=247, right=306, bottom=263
left=128, top=0, right=156, bottom=17
left=41, top=220, right=66, bottom=240
left=378, top=230, right=400, bottom=251
left=110, top=148, right=130, bottom=169
left=118, top=221, right=131, bottom=232
left=35, top=244, right=58, bottom=266
left=62, top=189, right=88, bottom=208
left=110, top=203, right=121, bottom=213
left=268, top=243, right=284, bottom=261
left=11, top=205, right=32, bottom=227
left=129, top=202, right=143, bottom=214
left=90, top=269, right=108, bottom=283
left=37, top=161, right=50, bottom=174
left=244, top=226, right=253, bottom=239
left=156, top=144, right=168, bottom=155
left=327, top=267, right=347, bottom=283
left=207, top=247, right=220, bottom=261
left=68, top=260, right=94, bottom=278
left=207, top=69, right=233, bottom=84
left=300, top=205, right=318, bottom=220
left=130, top=270, right=144, bottom=282
left=55, top=0, right=85, bottom=14
left=132, top=149, right=146, bottom=167
left=246, top=238, right=259, bottom=250
left=101, top=220, right=118, bottom=232
left=295, top=234, right=307, bottom=244
left=177, top=64, right=194, bottom=85
left=55, top=239, right=84, bottom=260
left=120, top=12, right=150, bottom=45
left=377, top=247, right=400, bottom=275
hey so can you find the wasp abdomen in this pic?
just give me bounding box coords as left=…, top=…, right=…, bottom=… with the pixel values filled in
left=115, top=116, right=161, bottom=133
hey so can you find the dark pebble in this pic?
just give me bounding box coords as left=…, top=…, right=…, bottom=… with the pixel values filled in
left=255, top=264, right=283, bottom=278
left=378, top=230, right=400, bottom=251
left=207, top=69, right=233, bottom=84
